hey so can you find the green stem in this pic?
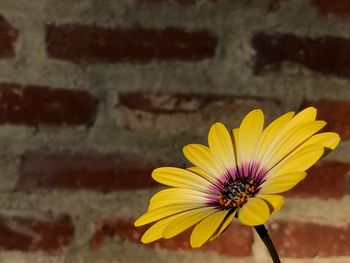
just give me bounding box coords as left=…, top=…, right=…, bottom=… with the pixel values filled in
left=254, top=225, right=281, bottom=263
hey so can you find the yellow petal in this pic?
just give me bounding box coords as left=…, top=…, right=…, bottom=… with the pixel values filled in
left=293, top=132, right=340, bottom=159
left=152, top=167, right=211, bottom=192
left=186, top=166, right=217, bottom=184
left=134, top=203, right=202, bottom=227
left=232, top=128, right=240, bottom=166
left=238, top=198, right=270, bottom=226
left=284, top=107, right=317, bottom=129
left=210, top=210, right=236, bottom=241
left=148, top=188, right=208, bottom=211
left=141, top=207, right=214, bottom=243
left=268, top=144, right=324, bottom=178
left=183, top=144, right=225, bottom=178
left=258, top=107, right=318, bottom=168
left=256, top=194, right=284, bottom=214
left=259, top=172, right=307, bottom=194
left=238, top=109, right=264, bottom=164
left=262, top=121, right=326, bottom=169
left=254, top=111, right=295, bottom=163
left=208, top=122, right=236, bottom=171
left=141, top=216, right=175, bottom=243
left=163, top=207, right=216, bottom=239
left=190, top=210, right=229, bottom=248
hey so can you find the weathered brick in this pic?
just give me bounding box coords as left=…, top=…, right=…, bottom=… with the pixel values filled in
left=18, top=151, right=168, bottom=192
left=90, top=217, right=253, bottom=257
left=46, top=24, right=217, bottom=64
left=0, top=16, right=18, bottom=58
left=117, top=92, right=283, bottom=136
left=138, top=0, right=218, bottom=5
left=252, top=32, right=350, bottom=78
left=312, top=0, right=350, bottom=18
left=285, top=161, right=350, bottom=199
left=0, top=213, right=74, bottom=253
left=269, top=221, right=350, bottom=257
left=0, top=83, right=96, bottom=126
left=138, top=0, right=196, bottom=4
left=268, top=0, right=288, bottom=12
left=302, top=100, right=350, bottom=139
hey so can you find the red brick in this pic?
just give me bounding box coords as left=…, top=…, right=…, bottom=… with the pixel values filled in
left=0, top=83, right=96, bottom=126
left=0, top=16, right=18, bottom=58
left=18, top=151, right=168, bottom=192
left=302, top=100, right=350, bottom=139
left=117, top=92, right=283, bottom=136
left=252, top=32, right=350, bottom=78
left=90, top=217, right=253, bottom=257
left=269, top=221, right=350, bottom=257
left=46, top=24, right=217, bottom=64
left=0, top=213, right=74, bottom=253
left=312, top=0, right=350, bottom=18
left=285, top=161, right=350, bottom=199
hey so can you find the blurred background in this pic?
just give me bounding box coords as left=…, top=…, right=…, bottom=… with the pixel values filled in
left=0, top=0, right=349, bottom=262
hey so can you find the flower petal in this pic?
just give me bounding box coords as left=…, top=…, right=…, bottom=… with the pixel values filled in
left=163, top=207, right=217, bottom=239
left=232, top=128, right=240, bottom=166
left=141, top=207, right=215, bottom=243
left=268, top=144, right=324, bottom=178
left=256, top=194, right=284, bottom=214
left=286, top=107, right=317, bottom=127
left=238, top=198, right=269, bottom=226
left=257, top=107, right=318, bottom=169
left=141, top=216, right=175, bottom=243
left=148, top=188, right=209, bottom=211
left=262, top=121, right=326, bottom=170
left=152, top=167, right=212, bottom=192
left=293, top=132, right=340, bottom=159
left=190, top=210, right=229, bottom=248
left=208, top=122, right=236, bottom=172
left=134, top=203, right=203, bottom=227
left=259, top=171, right=307, bottom=194
left=183, top=144, right=225, bottom=178
left=186, top=166, right=217, bottom=184
left=238, top=109, right=264, bottom=165
left=210, top=210, right=236, bottom=241
left=254, top=111, right=295, bottom=163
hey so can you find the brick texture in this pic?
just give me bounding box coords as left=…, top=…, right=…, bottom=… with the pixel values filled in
left=18, top=151, right=168, bottom=192
left=46, top=24, right=217, bottom=64
left=311, top=0, right=350, bottom=18
left=138, top=0, right=196, bottom=4
left=285, top=160, right=350, bottom=199
left=252, top=32, right=350, bottom=78
left=138, top=0, right=218, bottom=5
left=117, top=92, right=283, bottom=136
left=90, top=217, right=253, bottom=257
left=0, top=213, right=74, bottom=253
left=0, top=83, right=96, bottom=126
left=268, top=0, right=288, bottom=12
left=269, top=221, right=350, bottom=257
left=302, top=100, right=350, bottom=139
left=0, top=15, right=18, bottom=58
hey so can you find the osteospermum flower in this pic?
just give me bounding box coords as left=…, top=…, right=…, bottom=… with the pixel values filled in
left=134, top=107, right=340, bottom=249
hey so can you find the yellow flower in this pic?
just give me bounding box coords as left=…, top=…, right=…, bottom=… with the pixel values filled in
left=134, top=107, right=340, bottom=248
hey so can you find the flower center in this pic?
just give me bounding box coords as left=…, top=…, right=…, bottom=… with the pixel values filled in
left=218, top=177, right=258, bottom=209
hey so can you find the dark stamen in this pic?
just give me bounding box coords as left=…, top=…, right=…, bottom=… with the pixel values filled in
left=218, top=176, right=258, bottom=209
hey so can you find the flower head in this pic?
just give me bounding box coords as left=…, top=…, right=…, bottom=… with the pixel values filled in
left=134, top=107, right=340, bottom=248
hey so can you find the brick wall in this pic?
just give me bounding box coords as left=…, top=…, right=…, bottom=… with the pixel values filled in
left=0, top=0, right=349, bottom=262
